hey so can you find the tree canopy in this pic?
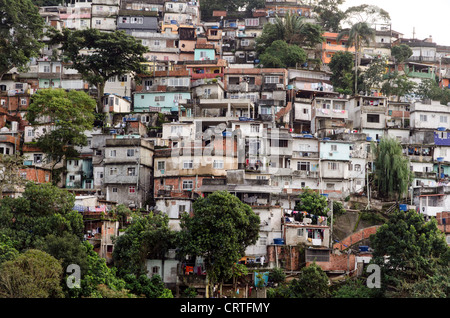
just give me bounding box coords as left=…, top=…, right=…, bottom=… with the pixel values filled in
left=49, top=28, right=148, bottom=114
left=294, top=187, right=330, bottom=216
left=0, top=0, right=45, bottom=80
left=177, top=191, right=260, bottom=296
left=371, top=138, right=413, bottom=200
left=329, top=51, right=354, bottom=95
left=256, top=12, right=324, bottom=53
left=0, top=249, right=64, bottom=298
left=112, top=212, right=177, bottom=277
left=259, top=40, right=307, bottom=68
left=370, top=209, right=449, bottom=297
left=26, top=88, right=96, bottom=178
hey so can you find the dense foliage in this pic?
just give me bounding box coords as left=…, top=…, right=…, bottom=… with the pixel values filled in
left=177, top=191, right=260, bottom=294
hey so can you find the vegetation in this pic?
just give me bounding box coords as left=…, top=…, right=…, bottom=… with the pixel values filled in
left=337, top=22, right=375, bottom=94
left=112, top=212, right=177, bottom=277
left=371, top=138, right=413, bottom=200
left=329, top=51, right=354, bottom=95
left=268, top=263, right=330, bottom=298
left=0, top=0, right=45, bottom=80
left=370, top=210, right=449, bottom=297
left=26, top=88, right=96, bottom=181
left=259, top=40, right=307, bottom=68
left=49, top=28, right=148, bottom=115
left=177, top=191, right=260, bottom=298
left=294, top=187, right=330, bottom=216
left=0, top=249, right=64, bottom=298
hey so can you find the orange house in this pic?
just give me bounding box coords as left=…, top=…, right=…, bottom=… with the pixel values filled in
left=321, top=32, right=356, bottom=64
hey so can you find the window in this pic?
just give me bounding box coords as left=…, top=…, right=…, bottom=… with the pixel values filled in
left=265, top=76, right=279, bottom=84
left=182, top=180, right=193, bottom=190
left=97, top=171, right=104, bottom=179
left=250, top=124, right=260, bottom=133
left=155, top=96, right=165, bottom=102
left=127, top=149, right=135, bottom=157
left=129, top=186, right=136, bottom=193
left=157, top=161, right=165, bottom=170
left=245, top=18, right=259, bottom=26
left=110, top=150, right=116, bottom=157
left=112, top=187, right=118, bottom=193
left=20, top=98, right=27, bottom=105
left=183, top=160, right=193, bottom=169
left=179, top=205, right=186, bottom=213
left=108, top=77, right=116, bottom=82
left=328, top=162, right=339, bottom=170
left=331, top=145, right=337, bottom=151
left=109, top=167, right=118, bottom=175
left=73, top=160, right=79, bottom=167
left=213, top=160, right=224, bottom=169
left=131, top=17, right=143, bottom=24
left=69, top=175, right=75, bottom=181
left=297, top=162, right=310, bottom=171
left=27, top=129, right=34, bottom=137
left=420, top=114, right=427, bottom=122
left=171, top=125, right=182, bottom=135
left=355, top=164, right=361, bottom=171
left=34, top=154, right=43, bottom=164
left=127, top=167, right=136, bottom=176
left=43, top=65, right=50, bottom=73
left=95, top=19, right=101, bottom=25
left=297, top=229, right=304, bottom=237
left=241, top=39, right=250, bottom=46
left=270, top=139, right=288, bottom=147
left=168, top=78, right=189, bottom=87
left=367, top=114, right=380, bottom=123
left=440, top=115, right=448, bottom=123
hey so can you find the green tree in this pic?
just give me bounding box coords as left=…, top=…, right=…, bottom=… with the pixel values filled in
left=123, top=274, right=173, bottom=298
left=342, top=4, right=391, bottom=26
left=329, top=51, right=354, bottom=95
left=0, top=234, right=19, bottom=265
left=177, top=191, right=260, bottom=298
left=269, top=263, right=329, bottom=298
left=0, top=0, right=44, bottom=80
left=391, top=44, right=413, bottom=69
left=112, top=212, right=177, bottom=277
left=381, top=71, right=417, bottom=102
left=259, top=40, right=307, bottom=68
left=294, top=187, right=329, bottom=216
left=361, top=56, right=388, bottom=95
left=311, top=0, right=346, bottom=32
left=371, top=138, right=413, bottom=200
left=0, top=182, right=83, bottom=251
left=256, top=12, right=324, bottom=53
left=26, top=88, right=96, bottom=181
left=49, top=28, right=148, bottom=116
left=370, top=210, right=449, bottom=297
left=337, top=22, right=376, bottom=94
left=332, top=278, right=376, bottom=298
left=0, top=249, right=64, bottom=298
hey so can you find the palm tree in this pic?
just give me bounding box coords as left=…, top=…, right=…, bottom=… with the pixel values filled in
left=337, top=22, right=375, bottom=94
left=273, top=11, right=307, bottom=45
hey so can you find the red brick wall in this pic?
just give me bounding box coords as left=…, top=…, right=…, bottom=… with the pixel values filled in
left=333, top=226, right=380, bottom=251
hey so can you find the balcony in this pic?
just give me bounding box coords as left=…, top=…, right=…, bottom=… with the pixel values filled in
left=191, top=73, right=224, bottom=80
